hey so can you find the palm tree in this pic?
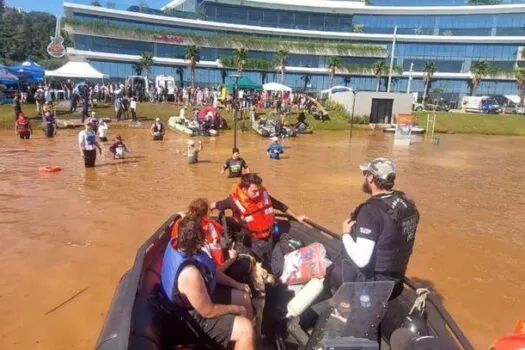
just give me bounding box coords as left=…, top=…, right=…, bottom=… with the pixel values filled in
left=220, top=69, right=228, bottom=84
left=327, top=56, right=341, bottom=88
left=184, top=44, right=200, bottom=88
left=138, top=52, right=154, bottom=78
left=300, top=74, right=312, bottom=91
left=470, top=60, right=489, bottom=96
left=176, top=67, right=184, bottom=87
left=515, top=68, right=525, bottom=107
left=233, top=47, right=248, bottom=73
left=422, top=61, right=437, bottom=104
left=274, top=50, right=289, bottom=85
left=372, top=61, right=386, bottom=92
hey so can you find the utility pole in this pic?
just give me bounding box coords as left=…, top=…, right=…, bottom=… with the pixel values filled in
left=387, top=25, right=398, bottom=93
left=407, top=62, right=414, bottom=94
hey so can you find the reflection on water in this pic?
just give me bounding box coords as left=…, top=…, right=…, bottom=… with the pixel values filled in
left=1, top=129, right=524, bottom=349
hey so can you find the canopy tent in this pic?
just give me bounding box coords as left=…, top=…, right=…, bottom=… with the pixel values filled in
left=226, top=76, right=261, bottom=92
left=0, top=66, right=19, bottom=84
left=263, top=82, right=292, bottom=92
left=45, top=61, right=109, bottom=79
left=8, top=58, right=45, bottom=82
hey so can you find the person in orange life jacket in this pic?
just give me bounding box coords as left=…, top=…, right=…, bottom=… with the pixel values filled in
left=161, top=217, right=255, bottom=350
left=14, top=112, right=32, bottom=139
left=172, top=198, right=240, bottom=272
left=211, top=173, right=306, bottom=266
left=330, top=158, right=419, bottom=299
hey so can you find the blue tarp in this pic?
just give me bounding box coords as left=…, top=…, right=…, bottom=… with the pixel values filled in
left=0, top=66, right=19, bottom=85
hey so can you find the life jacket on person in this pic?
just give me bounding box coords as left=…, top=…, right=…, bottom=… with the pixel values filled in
left=170, top=218, right=225, bottom=265
left=160, top=239, right=217, bottom=306
left=349, top=190, right=419, bottom=278
left=16, top=116, right=30, bottom=133
left=230, top=185, right=275, bottom=240
left=153, top=122, right=164, bottom=133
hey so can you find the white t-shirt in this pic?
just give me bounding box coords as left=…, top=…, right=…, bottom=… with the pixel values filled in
left=238, top=90, right=244, bottom=99
left=130, top=100, right=137, bottom=110
left=98, top=124, right=108, bottom=138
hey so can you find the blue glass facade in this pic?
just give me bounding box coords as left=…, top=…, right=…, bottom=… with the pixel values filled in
left=369, top=0, right=525, bottom=5
left=198, top=3, right=525, bottom=36
left=66, top=1, right=523, bottom=100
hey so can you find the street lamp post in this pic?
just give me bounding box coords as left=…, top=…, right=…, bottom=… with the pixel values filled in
left=229, top=73, right=241, bottom=148
left=350, top=89, right=359, bottom=139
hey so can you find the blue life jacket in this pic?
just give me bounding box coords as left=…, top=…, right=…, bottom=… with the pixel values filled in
left=85, top=130, right=96, bottom=146
left=160, top=241, right=217, bottom=306
left=268, top=143, right=284, bottom=159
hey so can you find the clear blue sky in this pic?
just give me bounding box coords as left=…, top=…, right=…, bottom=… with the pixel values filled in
left=7, top=0, right=171, bottom=16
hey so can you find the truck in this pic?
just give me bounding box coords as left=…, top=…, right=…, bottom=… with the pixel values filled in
left=155, top=75, right=176, bottom=99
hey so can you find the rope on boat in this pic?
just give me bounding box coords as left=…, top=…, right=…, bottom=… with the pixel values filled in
left=409, top=288, right=431, bottom=315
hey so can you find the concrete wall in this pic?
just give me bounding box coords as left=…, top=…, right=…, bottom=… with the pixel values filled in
left=330, top=91, right=414, bottom=123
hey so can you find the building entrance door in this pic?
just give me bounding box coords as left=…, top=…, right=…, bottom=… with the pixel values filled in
left=370, top=98, right=393, bottom=124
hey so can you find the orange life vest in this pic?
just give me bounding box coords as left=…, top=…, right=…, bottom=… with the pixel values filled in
left=231, top=185, right=275, bottom=240
left=170, top=216, right=225, bottom=265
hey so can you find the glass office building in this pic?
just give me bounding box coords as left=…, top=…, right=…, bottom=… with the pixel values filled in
left=63, top=0, right=525, bottom=102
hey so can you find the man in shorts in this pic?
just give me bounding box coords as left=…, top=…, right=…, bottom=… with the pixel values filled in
left=160, top=217, right=255, bottom=349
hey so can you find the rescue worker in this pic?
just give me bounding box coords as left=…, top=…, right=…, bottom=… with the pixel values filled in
left=14, top=112, right=32, bottom=139
left=160, top=217, right=255, bottom=350
left=267, top=136, right=284, bottom=160
left=211, top=173, right=305, bottom=267
left=331, top=158, right=419, bottom=299
left=151, top=118, right=165, bottom=140
left=221, top=148, right=250, bottom=178
left=78, top=121, right=102, bottom=168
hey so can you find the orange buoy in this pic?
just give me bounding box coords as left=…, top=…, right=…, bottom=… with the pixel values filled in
left=490, top=320, right=525, bottom=350
left=39, top=166, right=62, bottom=173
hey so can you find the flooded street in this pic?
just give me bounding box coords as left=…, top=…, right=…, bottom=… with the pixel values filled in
left=1, top=128, right=524, bottom=349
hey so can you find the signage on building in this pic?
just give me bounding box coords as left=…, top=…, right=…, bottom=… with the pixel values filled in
left=152, top=34, right=187, bottom=44
left=47, top=17, right=66, bottom=58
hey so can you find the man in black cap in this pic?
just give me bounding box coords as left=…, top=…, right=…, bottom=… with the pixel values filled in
left=331, top=158, right=419, bottom=298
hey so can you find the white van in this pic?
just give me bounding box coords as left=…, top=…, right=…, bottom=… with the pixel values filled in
left=155, top=75, right=176, bottom=96
left=126, top=76, right=150, bottom=96
left=461, top=95, right=501, bottom=114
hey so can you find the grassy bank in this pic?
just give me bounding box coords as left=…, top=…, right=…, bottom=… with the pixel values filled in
left=3, top=102, right=525, bottom=135
left=0, top=101, right=351, bottom=131
left=414, top=111, right=525, bottom=136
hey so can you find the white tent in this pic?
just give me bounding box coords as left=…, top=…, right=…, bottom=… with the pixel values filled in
left=45, top=61, right=109, bottom=79
left=263, top=82, right=292, bottom=92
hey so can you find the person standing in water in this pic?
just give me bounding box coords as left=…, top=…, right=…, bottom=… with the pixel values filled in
left=267, top=136, right=284, bottom=160
left=14, top=112, right=32, bottom=139
left=186, top=140, right=203, bottom=164
left=78, top=121, right=102, bottom=168
left=98, top=120, right=109, bottom=142
left=222, top=148, right=250, bottom=178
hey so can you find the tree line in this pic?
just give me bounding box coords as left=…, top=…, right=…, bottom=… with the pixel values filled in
left=0, top=5, right=71, bottom=69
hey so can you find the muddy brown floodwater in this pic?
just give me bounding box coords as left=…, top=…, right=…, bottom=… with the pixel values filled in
left=0, top=128, right=524, bottom=349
